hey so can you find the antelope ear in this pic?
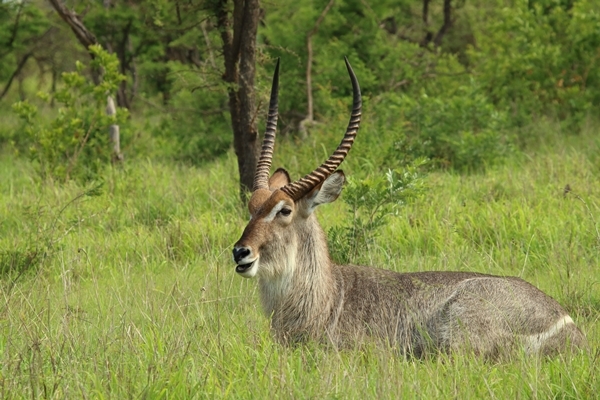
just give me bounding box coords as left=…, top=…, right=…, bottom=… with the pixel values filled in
left=269, top=168, right=291, bottom=191
left=305, top=171, right=345, bottom=214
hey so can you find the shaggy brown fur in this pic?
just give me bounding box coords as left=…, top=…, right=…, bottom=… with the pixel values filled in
left=232, top=58, right=586, bottom=358
left=233, top=171, right=587, bottom=358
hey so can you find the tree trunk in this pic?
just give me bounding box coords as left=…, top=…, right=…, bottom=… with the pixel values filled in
left=215, top=0, right=261, bottom=198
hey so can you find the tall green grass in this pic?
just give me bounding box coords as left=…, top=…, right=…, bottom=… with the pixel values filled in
left=0, top=124, right=598, bottom=398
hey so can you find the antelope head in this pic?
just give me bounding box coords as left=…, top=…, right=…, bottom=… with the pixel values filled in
left=232, top=58, right=362, bottom=279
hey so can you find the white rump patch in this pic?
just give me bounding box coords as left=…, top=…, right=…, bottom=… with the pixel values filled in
left=263, top=200, right=286, bottom=222
left=525, top=315, right=574, bottom=354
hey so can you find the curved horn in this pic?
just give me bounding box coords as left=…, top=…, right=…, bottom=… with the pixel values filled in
left=281, top=57, right=362, bottom=200
left=253, top=58, right=281, bottom=192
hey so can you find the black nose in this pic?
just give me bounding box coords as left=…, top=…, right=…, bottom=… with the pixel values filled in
left=233, top=247, right=251, bottom=263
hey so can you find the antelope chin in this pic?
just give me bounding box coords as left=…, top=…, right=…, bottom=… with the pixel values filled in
left=236, top=259, right=258, bottom=278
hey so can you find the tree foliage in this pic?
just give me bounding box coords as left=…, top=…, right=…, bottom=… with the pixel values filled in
left=12, top=46, right=127, bottom=182
left=1, top=0, right=599, bottom=183
left=470, top=0, right=600, bottom=128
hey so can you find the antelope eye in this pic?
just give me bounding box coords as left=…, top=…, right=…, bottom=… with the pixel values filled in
left=279, top=208, right=292, bottom=217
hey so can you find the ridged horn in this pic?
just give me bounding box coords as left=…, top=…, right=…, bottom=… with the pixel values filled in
left=253, top=58, right=280, bottom=192
left=281, top=57, right=361, bottom=200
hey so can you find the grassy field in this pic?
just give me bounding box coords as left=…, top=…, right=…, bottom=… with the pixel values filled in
left=0, top=124, right=599, bottom=398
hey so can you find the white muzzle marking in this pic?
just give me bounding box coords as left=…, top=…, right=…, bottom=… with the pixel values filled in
left=236, top=258, right=259, bottom=278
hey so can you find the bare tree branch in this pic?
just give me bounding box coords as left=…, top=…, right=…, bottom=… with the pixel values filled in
left=433, top=0, right=452, bottom=47
left=201, top=20, right=217, bottom=69
left=47, top=0, right=98, bottom=50
left=0, top=2, right=24, bottom=60
left=422, top=0, right=430, bottom=25
left=304, top=0, right=335, bottom=134
left=0, top=52, right=32, bottom=100
left=47, top=0, right=100, bottom=83
left=127, top=35, right=139, bottom=103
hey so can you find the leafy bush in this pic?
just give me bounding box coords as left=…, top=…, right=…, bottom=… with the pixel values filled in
left=382, top=81, right=513, bottom=171
left=469, top=0, right=600, bottom=129
left=147, top=83, right=232, bottom=165
left=262, top=0, right=467, bottom=133
left=12, top=45, right=127, bottom=182
left=328, top=159, right=426, bottom=264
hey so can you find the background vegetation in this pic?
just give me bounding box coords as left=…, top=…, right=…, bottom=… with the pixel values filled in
left=0, top=0, right=599, bottom=397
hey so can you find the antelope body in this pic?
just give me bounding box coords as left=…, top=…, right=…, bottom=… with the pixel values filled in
left=232, top=59, right=586, bottom=358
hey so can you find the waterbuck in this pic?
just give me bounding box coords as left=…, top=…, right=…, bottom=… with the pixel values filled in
left=232, top=58, right=586, bottom=358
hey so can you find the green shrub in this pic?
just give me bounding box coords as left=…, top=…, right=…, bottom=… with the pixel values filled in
left=385, top=81, right=513, bottom=171
left=12, top=45, right=127, bottom=182
left=262, top=0, right=467, bottom=133
left=147, top=87, right=231, bottom=165
left=328, top=159, right=426, bottom=264
left=469, top=0, right=600, bottom=129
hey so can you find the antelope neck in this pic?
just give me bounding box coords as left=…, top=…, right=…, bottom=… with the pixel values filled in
left=259, top=216, right=335, bottom=318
